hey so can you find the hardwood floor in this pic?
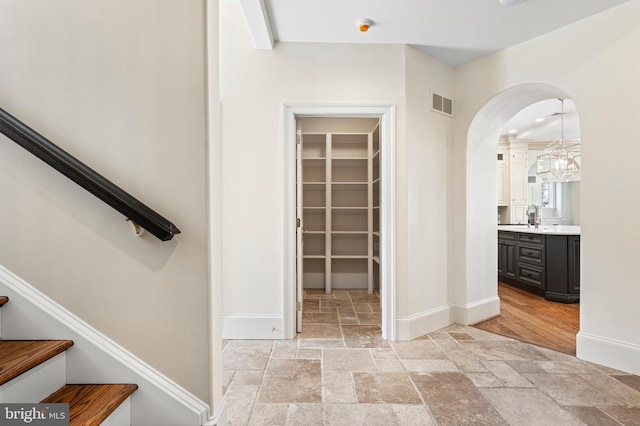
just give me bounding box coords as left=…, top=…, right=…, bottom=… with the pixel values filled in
left=473, top=282, right=580, bottom=355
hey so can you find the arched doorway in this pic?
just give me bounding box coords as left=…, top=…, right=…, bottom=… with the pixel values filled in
left=461, top=83, right=581, bottom=338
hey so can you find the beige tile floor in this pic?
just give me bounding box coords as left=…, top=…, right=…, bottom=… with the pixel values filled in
left=222, top=290, right=640, bottom=425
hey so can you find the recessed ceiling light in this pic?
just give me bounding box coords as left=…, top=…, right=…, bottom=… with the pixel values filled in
left=498, top=0, right=528, bottom=6
left=535, top=118, right=544, bottom=123
left=509, top=129, right=517, bottom=134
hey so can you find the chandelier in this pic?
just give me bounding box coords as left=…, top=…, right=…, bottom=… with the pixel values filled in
left=537, top=98, right=581, bottom=182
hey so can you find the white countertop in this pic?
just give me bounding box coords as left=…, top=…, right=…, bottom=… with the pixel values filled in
left=498, top=225, right=581, bottom=235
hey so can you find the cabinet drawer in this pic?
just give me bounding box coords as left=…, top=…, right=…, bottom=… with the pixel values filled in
left=517, top=242, right=545, bottom=266
left=517, top=264, right=545, bottom=289
left=498, top=231, right=516, bottom=241
left=517, top=233, right=545, bottom=245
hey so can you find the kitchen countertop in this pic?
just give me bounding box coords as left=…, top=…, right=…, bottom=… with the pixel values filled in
left=497, top=225, right=581, bottom=236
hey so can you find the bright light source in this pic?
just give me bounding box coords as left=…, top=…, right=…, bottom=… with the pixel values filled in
left=535, top=118, right=544, bottom=123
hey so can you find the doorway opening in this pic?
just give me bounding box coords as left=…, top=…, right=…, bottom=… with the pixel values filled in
left=283, top=104, right=396, bottom=341
left=297, top=117, right=382, bottom=339
left=463, top=85, right=581, bottom=355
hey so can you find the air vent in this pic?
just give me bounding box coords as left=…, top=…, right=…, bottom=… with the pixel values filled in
left=432, top=92, right=453, bottom=117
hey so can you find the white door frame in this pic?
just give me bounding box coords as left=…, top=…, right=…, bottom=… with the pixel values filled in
left=283, top=103, right=397, bottom=340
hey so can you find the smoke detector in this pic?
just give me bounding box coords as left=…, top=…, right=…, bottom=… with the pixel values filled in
left=356, top=18, right=374, bottom=32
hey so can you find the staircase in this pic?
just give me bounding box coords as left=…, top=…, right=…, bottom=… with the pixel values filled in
left=0, top=296, right=138, bottom=425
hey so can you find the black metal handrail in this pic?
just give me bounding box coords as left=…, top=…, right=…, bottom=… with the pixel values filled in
left=0, top=108, right=180, bottom=241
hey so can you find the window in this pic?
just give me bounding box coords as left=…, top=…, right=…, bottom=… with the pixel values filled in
left=541, top=182, right=562, bottom=214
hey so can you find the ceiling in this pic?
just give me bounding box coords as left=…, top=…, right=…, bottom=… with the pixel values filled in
left=236, top=0, right=631, bottom=67
left=231, top=0, right=606, bottom=142
left=503, top=99, right=581, bottom=142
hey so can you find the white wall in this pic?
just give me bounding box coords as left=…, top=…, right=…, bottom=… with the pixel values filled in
left=220, top=3, right=404, bottom=337
left=221, top=4, right=456, bottom=339
left=398, top=46, right=454, bottom=338
left=453, top=0, right=640, bottom=374
left=0, top=0, right=212, bottom=401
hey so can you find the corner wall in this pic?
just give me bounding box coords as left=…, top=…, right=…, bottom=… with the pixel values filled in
left=0, top=0, right=211, bottom=400
left=453, top=0, right=640, bottom=374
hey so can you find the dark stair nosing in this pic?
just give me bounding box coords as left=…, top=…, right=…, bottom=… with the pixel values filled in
left=0, top=340, right=74, bottom=385
left=0, top=296, right=8, bottom=307
left=42, top=384, right=138, bottom=426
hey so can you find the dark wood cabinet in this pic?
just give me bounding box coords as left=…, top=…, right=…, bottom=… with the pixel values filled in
left=498, top=230, right=579, bottom=303
left=568, top=236, right=580, bottom=294
left=498, top=232, right=516, bottom=280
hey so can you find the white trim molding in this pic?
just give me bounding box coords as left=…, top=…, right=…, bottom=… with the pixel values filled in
left=238, top=0, right=275, bottom=49
left=0, top=265, right=210, bottom=426
left=282, top=103, right=397, bottom=341
left=451, top=296, right=501, bottom=326
left=577, top=331, right=640, bottom=376
left=396, top=305, right=452, bottom=341
left=205, top=398, right=228, bottom=426
left=222, top=315, right=285, bottom=339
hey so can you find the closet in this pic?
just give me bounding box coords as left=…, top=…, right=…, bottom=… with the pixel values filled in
left=299, top=118, right=380, bottom=293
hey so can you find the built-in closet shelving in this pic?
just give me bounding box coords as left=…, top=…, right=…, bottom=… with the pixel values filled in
left=301, top=124, right=380, bottom=293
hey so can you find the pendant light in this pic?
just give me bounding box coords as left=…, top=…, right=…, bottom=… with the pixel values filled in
left=536, top=98, right=581, bottom=182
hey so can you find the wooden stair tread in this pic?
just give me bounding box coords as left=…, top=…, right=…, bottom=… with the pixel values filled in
left=0, top=296, right=8, bottom=307
left=0, top=340, right=74, bottom=385
left=42, top=384, right=138, bottom=426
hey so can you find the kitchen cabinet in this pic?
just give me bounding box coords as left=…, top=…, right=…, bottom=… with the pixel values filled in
left=498, top=231, right=516, bottom=279
left=497, top=229, right=580, bottom=303
left=509, top=144, right=528, bottom=223
left=545, top=235, right=581, bottom=303
left=497, top=150, right=508, bottom=206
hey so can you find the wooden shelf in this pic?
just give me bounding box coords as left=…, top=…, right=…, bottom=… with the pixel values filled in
left=300, top=126, right=380, bottom=293
left=332, top=181, right=367, bottom=185
left=332, top=231, right=367, bottom=234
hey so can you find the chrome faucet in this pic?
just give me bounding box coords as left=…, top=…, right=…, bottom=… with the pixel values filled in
left=527, top=205, right=541, bottom=228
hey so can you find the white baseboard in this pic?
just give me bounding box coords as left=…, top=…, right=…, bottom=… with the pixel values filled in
left=396, top=305, right=452, bottom=341
left=0, top=265, right=210, bottom=426
left=205, top=399, right=227, bottom=426
left=451, top=296, right=501, bottom=326
left=577, top=331, right=640, bottom=376
left=222, top=315, right=285, bottom=339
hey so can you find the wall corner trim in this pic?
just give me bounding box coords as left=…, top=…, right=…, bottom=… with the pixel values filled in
left=577, top=331, right=640, bottom=376
left=396, top=305, right=452, bottom=341
left=451, top=296, right=501, bottom=326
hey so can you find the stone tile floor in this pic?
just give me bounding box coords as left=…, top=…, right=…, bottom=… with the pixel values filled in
left=222, top=290, right=640, bottom=425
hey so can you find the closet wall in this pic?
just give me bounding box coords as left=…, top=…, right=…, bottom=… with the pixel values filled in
left=300, top=118, right=380, bottom=293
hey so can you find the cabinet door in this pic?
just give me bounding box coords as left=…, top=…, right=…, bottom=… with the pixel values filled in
left=497, top=163, right=508, bottom=206
left=568, top=236, right=580, bottom=294
left=510, top=162, right=528, bottom=204
left=503, top=240, right=517, bottom=279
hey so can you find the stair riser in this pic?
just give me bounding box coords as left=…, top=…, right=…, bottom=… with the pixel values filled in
left=0, top=353, right=66, bottom=403
left=100, top=398, right=131, bottom=426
